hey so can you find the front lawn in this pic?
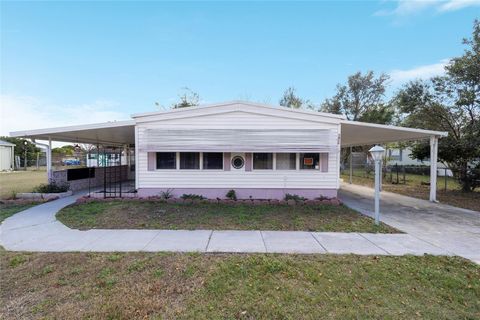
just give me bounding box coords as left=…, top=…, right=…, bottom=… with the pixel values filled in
left=57, top=200, right=399, bottom=233
left=0, top=202, right=38, bottom=223
left=0, top=170, right=47, bottom=199
left=1, top=252, right=478, bottom=319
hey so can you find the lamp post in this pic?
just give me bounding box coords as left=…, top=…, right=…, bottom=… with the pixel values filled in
left=369, top=145, right=385, bottom=225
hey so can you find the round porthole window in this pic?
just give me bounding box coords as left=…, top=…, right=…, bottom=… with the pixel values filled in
left=231, top=156, right=245, bottom=169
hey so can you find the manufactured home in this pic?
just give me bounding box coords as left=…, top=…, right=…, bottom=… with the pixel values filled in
left=10, top=101, right=447, bottom=201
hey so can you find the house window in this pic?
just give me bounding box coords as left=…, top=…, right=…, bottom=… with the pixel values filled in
left=180, top=152, right=200, bottom=169
left=203, top=152, right=223, bottom=170
left=276, top=153, right=296, bottom=170
left=253, top=153, right=273, bottom=170
left=156, top=152, right=176, bottom=169
left=300, top=153, right=319, bottom=170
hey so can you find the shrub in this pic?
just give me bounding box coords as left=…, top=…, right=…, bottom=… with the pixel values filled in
left=226, top=189, right=237, bottom=201
left=159, top=189, right=174, bottom=200
left=284, top=193, right=306, bottom=202
left=33, top=182, right=69, bottom=193
left=180, top=194, right=205, bottom=200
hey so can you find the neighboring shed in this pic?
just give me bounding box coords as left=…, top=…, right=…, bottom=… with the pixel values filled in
left=0, top=140, right=15, bottom=171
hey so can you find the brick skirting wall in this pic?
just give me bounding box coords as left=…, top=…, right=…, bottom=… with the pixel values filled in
left=52, top=166, right=129, bottom=192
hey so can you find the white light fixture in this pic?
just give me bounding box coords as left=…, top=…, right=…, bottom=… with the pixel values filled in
left=369, top=145, right=385, bottom=225
left=369, top=145, right=385, bottom=162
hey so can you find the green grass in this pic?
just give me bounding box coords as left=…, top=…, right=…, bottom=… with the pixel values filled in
left=1, top=252, right=478, bottom=319
left=56, top=200, right=399, bottom=233
left=0, top=170, right=47, bottom=199
left=0, top=202, right=37, bottom=223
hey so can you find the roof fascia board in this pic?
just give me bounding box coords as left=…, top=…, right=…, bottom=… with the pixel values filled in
left=342, top=136, right=437, bottom=147
left=341, top=120, right=448, bottom=137
left=10, top=133, right=131, bottom=146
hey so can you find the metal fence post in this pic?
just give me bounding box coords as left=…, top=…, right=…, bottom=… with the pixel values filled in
left=445, top=168, right=447, bottom=192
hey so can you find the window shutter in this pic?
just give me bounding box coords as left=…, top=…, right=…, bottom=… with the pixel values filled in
left=148, top=152, right=156, bottom=171
left=320, top=153, right=329, bottom=172
left=245, top=153, right=252, bottom=172
left=223, top=153, right=231, bottom=171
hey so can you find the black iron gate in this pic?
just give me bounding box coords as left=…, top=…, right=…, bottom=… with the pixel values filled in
left=102, top=146, right=123, bottom=198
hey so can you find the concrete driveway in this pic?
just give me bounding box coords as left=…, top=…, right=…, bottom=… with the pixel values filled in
left=339, top=183, right=480, bottom=264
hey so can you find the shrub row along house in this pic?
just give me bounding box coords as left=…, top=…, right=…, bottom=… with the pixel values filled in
left=10, top=101, right=447, bottom=200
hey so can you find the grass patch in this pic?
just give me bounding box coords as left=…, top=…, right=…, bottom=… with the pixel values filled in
left=0, top=202, right=39, bottom=223
left=56, top=200, right=399, bottom=233
left=0, top=252, right=478, bottom=319
left=0, top=170, right=47, bottom=199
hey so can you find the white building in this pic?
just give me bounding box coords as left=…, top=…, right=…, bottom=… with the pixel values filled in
left=386, top=147, right=453, bottom=176
left=0, top=140, right=15, bottom=171
left=10, top=101, right=448, bottom=201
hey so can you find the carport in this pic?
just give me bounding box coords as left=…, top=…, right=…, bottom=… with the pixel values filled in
left=10, top=120, right=136, bottom=196
left=340, top=120, right=448, bottom=202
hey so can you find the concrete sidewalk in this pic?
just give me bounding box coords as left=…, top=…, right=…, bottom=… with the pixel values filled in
left=0, top=192, right=452, bottom=257
left=339, top=183, right=480, bottom=264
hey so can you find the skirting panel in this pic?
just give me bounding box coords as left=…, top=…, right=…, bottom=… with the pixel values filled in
left=137, top=188, right=337, bottom=200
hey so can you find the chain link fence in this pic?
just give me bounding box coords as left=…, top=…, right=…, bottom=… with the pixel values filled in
left=341, top=161, right=459, bottom=192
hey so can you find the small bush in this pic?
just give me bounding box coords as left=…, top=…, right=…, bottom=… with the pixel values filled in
left=33, top=182, right=69, bottom=193
left=159, top=189, right=174, bottom=200
left=284, top=193, right=306, bottom=202
left=226, top=189, right=237, bottom=201
left=180, top=194, right=205, bottom=200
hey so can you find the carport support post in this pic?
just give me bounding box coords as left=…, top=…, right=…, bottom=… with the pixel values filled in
left=429, top=136, right=438, bottom=202
left=349, top=146, right=353, bottom=184
left=47, top=137, right=52, bottom=183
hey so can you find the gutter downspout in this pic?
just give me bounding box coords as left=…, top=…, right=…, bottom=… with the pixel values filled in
left=31, top=138, right=52, bottom=183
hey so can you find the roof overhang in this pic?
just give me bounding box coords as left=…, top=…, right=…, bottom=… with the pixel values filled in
left=10, top=120, right=135, bottom=146
left=340, top=120, right=448, bottom=147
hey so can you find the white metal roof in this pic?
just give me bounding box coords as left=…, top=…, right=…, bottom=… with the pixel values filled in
left=340, top=120, right=448, bottom=146
left=132, top=100, right=346, bottom=121
left=9, top=102, right=447, bottom=146
left=10, top=120, right=135, bottom=145
left=0, top=140, right=16, bottom=147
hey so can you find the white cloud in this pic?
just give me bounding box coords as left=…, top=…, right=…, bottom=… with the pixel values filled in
left=375, top=0, right=480, bottom=16
left=0, top=95, right=130, bottom=137
left=438, top=0, right=480, bottom=11
left=389, top=59, right=449, bottom=84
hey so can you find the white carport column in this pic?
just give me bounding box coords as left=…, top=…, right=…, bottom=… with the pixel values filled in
left=429, top=136, right=438, bottom=202
left=349, top=146, right=353, bottom=184
left=47, top=137, right=52, bottom=182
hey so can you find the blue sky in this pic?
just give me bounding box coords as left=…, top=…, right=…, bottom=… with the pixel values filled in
left=1, top=0, right=479, bottom=135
